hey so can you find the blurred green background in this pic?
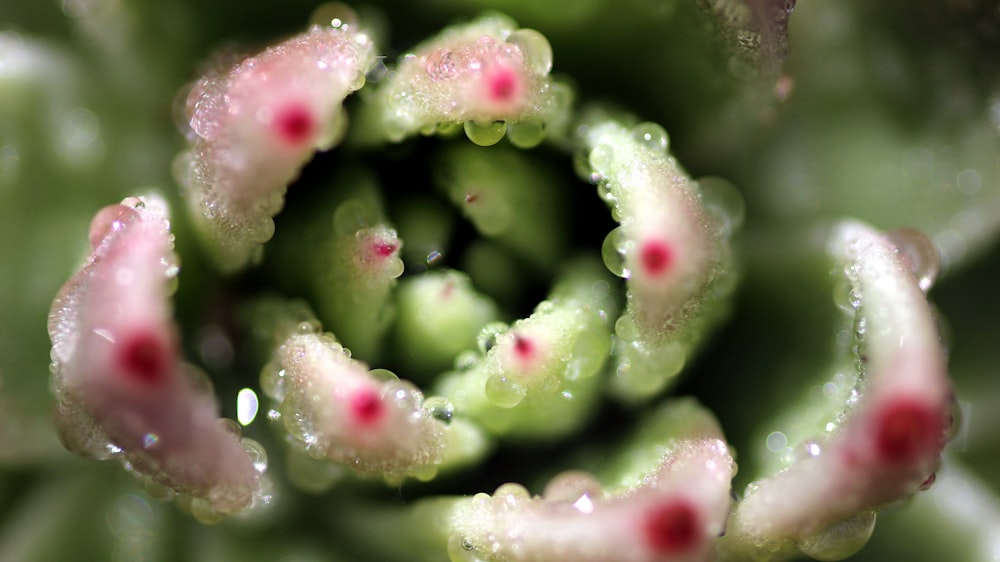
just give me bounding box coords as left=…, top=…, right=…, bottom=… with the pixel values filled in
left=1, top=0, right=999, bottom=560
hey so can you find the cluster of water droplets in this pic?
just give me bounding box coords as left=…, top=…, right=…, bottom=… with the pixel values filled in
left=578, top=118, right=744, bottom=400
left=433, top=265, right=615, bottom=439
left=378, top=14, right=567, bottom=147
left=175, top=14, right=377, bottom=272
left=259, top=315, right=453, bottom=482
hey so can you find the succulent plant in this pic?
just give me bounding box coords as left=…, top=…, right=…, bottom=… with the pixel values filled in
left=2, top=0, right=999, bottom=561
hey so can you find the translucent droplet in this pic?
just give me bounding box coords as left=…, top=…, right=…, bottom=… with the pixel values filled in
left=796, top=511, right=876, bottom=561
left=588, top=144, right=615, bottom=177
left=455, top=350, right=480, bottom=370
left=447, top=534, right=488, bottom=562
left=369, top=368, right=399, bottom=383
left=493, top=482, right=531, bottom=506
left=543, top=470, right=603, bottom=503
left=218, top=417, right=242, bottom=438
left=614, top=315, right=640, bottom=342
left=260, top=362, right=286, bottom=401
left=142, top=433, right=159, bottom=449
left=832, top=282, right=855, bottom=313
left=106, top=494, right=153, bottom=540
left=464, top=120, right=507, bottom=147
left=477, top=322, right=509, bottom=354
left=506, top=28, right=553, bottom=74
left=632, top=122, right=669, bottom=153
left=286, top=449, right=343, bottom=494
left=241, top=438, right=269, bottom=474
left=641, top=341, right=686, bottom=377
left=601, top=227, right=630, bottom=278
left=887, top=228, right=940, bottom=292
left=236, top=388, right=259, bottom=426
left=506, top=118, right=546, bottom=149
left=333, top=199, right=378, bottom=235
left=189, top=498, right=225, bottom=524
left=485, top=374, right=527, bottom=408
left=698, top=176, right=745, bottom=237
left=765, top=431, right=787, bottom=453
left=564, top=328, right=611, bottom=380
left=424, top=396, right=455, bottom=424
left=308, top=2, right=359, bottom=30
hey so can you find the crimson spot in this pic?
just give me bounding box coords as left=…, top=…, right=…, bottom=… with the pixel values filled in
left=874, top=398, right=942, bottom=464
left=486, top=68, right=519, bottom=103
left=273, top=103, right=315, bottom=146
left=350, top=388, right=385, bottom=426
left=639, top=240, right=674, bottom=278
left=372, top=240, right=399, bottom=258
left=643, top=500, right=701, bottom=554
left=513, top=334, right=535, bottom=361
left=116, top=330, right=170, bottom=385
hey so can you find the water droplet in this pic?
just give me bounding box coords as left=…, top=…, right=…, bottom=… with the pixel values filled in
left=106, top=494, right=153, bottom=540
left=427, top=250, right=444, bottom=266
left=333, top=199, right=378, bottom=235
left=886, top=228, right=939, bottom=292
left=588, top=144, right=615, bottom=177
left=494, top=482, right=531, bottom=506
left=506, top=28, right=553, bottom=74
left=796, top=511, right=876, bottom=561
left=918, top=471, right=936, bottom=491
left=447, top=535, right=487, bottom=562
left=632, top=122, right=669, bottom=152
left=424, top=396, right=455, bottom=424
left=218, top=418, right=242, bottom=438
left=369, top=368, right=398, bottom=383
left=956, top=169, right=982, bottom=194
left=464, top=120, right=507, bottom=147
left=614, top=315, right=640, bottom=342
left=189, top=498, right=225, bottom=524
left=236, top=388, right=260, bottom=426
left=141, top=433, right=159, bottom=449
left=564, top=328, right=611, bottom=380
left=260, top=362, right=286, bottom=401
left=543, top=470, right=603, bottom=502
left=698, top=176, right=745, bottom=237
left=241, top=438, right=269, bottom=474
left=477, top=322, right=509, bottom=354
left=765, top=431, right=787, bottom=453
left=601, top=227, right=630, bottom=278
left=832, top=282, right=855, bottom=312
left=308, top=2, right=359, bottom=30
left=485, top=374, right=527, bottom=408
left=506, top=118, right=546, bottom=149
left=455, top=350, right=480, bottom=370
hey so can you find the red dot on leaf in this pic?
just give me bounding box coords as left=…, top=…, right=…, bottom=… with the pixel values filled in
left=350, top=388, right=385, bottom=427
left=273, top=103, right=315, bottom=146
left=874, top=398, right=942, bottom=464
left=116, top=330, right=170, bottom=385
left=639, top=240, right=674, bottom=278
left=643, top=499, right=701, bottom=554
left=372, top=240, right=399, bottom=258
left=486, top=67, right=519, bottom=103
left=512, top=334, right=535, bottom=361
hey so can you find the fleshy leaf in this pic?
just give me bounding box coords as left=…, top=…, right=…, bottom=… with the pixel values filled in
left=435, top=258, right=618, bottom=439
left=445, top=400, right=735, bottom=562
left=254, top=298, right=479, bottom=483
left=175, top=21, right=377, bottom=272
left=47, top=194, right=265, bottom=521
left=723, top=221, right=952, bottom=560
left=580, top=117, right=741, bottom=400
left=372, top=13, right=569, bottom=146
